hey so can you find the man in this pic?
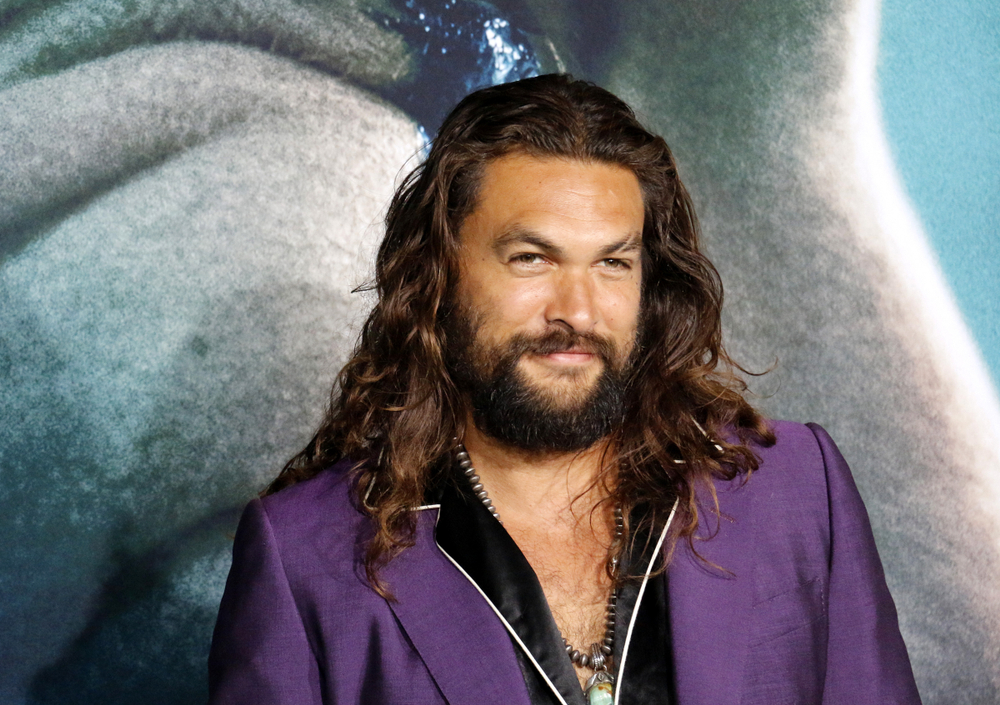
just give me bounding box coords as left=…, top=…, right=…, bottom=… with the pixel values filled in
left=209, top=75, right=921, bottom=704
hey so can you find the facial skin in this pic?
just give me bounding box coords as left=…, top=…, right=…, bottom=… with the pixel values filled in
left=451, top=152, right=645, bottom=450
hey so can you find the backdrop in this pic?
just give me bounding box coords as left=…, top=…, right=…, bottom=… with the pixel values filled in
left=1, top=0, right=998, bottom=703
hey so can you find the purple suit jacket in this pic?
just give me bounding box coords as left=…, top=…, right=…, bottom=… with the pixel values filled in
left=208, top=421, right=921, bottom=704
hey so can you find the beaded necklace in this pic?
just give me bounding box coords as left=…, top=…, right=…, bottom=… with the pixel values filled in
left=454, top=442, right=621, bottom=704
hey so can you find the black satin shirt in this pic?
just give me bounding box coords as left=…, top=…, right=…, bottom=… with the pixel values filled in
left=435, top=481, right=676, bottom=705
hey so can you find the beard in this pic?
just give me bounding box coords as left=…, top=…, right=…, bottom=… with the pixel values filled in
left=444, top=305, right=639, bottom=453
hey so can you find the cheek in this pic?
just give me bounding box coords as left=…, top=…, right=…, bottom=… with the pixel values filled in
left=480, top=281, right=551, bottom=327
left=602, top=285, right=643, bottom=333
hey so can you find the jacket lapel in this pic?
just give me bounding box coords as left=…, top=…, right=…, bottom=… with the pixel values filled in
left=668, top=478, right=754, bottom=705
left=382, top=506, right=533, bottom=705
left=378, top=480, right=754, bottom=705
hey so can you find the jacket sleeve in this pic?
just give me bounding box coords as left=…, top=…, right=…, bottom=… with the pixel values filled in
left=208, top=498, right=323, bottom=705
left=808, top=423, right=922, bottom=704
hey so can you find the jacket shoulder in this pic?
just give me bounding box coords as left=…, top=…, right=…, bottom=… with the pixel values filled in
left=254, top=459, right=367, bottom=567
left=751, top=419, right=828, bottom=475
left=713, top=420, right=833, bottom=514
left=719, top=420, right=839, bottom=599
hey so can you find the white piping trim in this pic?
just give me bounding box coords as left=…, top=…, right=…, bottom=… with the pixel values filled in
left=432, top=508, right=570, bottom=705
left=614, top=497, right=679, bottom=705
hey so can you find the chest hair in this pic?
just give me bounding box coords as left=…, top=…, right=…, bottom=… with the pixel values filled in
left=506, top=521, right=614, bottom=687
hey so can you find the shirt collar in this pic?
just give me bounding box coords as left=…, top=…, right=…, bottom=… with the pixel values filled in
left=432, top=480, right=677, bottom=705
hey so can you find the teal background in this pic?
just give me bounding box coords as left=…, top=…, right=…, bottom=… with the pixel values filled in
left=879, top=0, right=1000, bottom=385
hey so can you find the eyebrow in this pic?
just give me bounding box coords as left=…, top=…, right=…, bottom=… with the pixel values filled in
left=492, top=226, right=643, bottom=259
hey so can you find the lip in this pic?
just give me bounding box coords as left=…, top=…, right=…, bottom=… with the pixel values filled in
left=534, top=350, right=596, bottom=365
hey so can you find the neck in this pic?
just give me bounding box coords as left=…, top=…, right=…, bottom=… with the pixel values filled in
left=459, top=421, right=621, bottom=692
left=460, top=422, right=613, bottom=531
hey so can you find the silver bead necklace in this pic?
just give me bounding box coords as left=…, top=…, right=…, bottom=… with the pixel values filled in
left=453, top=441, right=622, bottom=699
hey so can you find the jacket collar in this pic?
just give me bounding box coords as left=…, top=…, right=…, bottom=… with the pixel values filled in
left=381, top=503, right=534, bottom=705
left=388, top=484, right=682, bottom=705
left=614, top=499, right=679, bottom=705
left=379, top=477, right=752, bottom=705
left=433, top=484, right=581, bottom=705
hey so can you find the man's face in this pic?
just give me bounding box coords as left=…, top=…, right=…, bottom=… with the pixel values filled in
left=449, top=152, right=645, bottom=451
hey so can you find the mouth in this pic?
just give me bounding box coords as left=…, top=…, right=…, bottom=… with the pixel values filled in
left=529, top=345, right=599, bottom=367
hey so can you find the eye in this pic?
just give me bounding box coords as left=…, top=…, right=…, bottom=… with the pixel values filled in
left=510, top=253, right=546, bottom=265
left=600, top=258, right=631, bottom=269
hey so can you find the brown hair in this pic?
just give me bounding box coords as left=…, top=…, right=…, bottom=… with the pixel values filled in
left=267, top=74, right=774, bottom=593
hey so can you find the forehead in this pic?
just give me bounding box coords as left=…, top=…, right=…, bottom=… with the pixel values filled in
left=461, top=153, right=645, bottom=244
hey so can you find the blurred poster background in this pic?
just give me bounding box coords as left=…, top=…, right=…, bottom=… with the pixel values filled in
left=1, top=0, right=997, bottom=702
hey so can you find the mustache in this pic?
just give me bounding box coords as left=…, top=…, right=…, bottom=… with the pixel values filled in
left=505, top=327, right=620, bottom=361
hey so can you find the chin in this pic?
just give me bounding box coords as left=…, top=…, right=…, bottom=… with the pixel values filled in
left=527, top=380, right=601, bottom=412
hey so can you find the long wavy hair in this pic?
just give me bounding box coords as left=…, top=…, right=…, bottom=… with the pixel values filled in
left=267, top=74, right=774, bottom=594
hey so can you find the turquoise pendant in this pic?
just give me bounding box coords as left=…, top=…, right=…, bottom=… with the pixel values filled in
left=585, top=671, right=614, bottom=705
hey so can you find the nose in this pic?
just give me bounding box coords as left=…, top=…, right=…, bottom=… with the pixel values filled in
left=545, top=270, right=597, bottom=333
